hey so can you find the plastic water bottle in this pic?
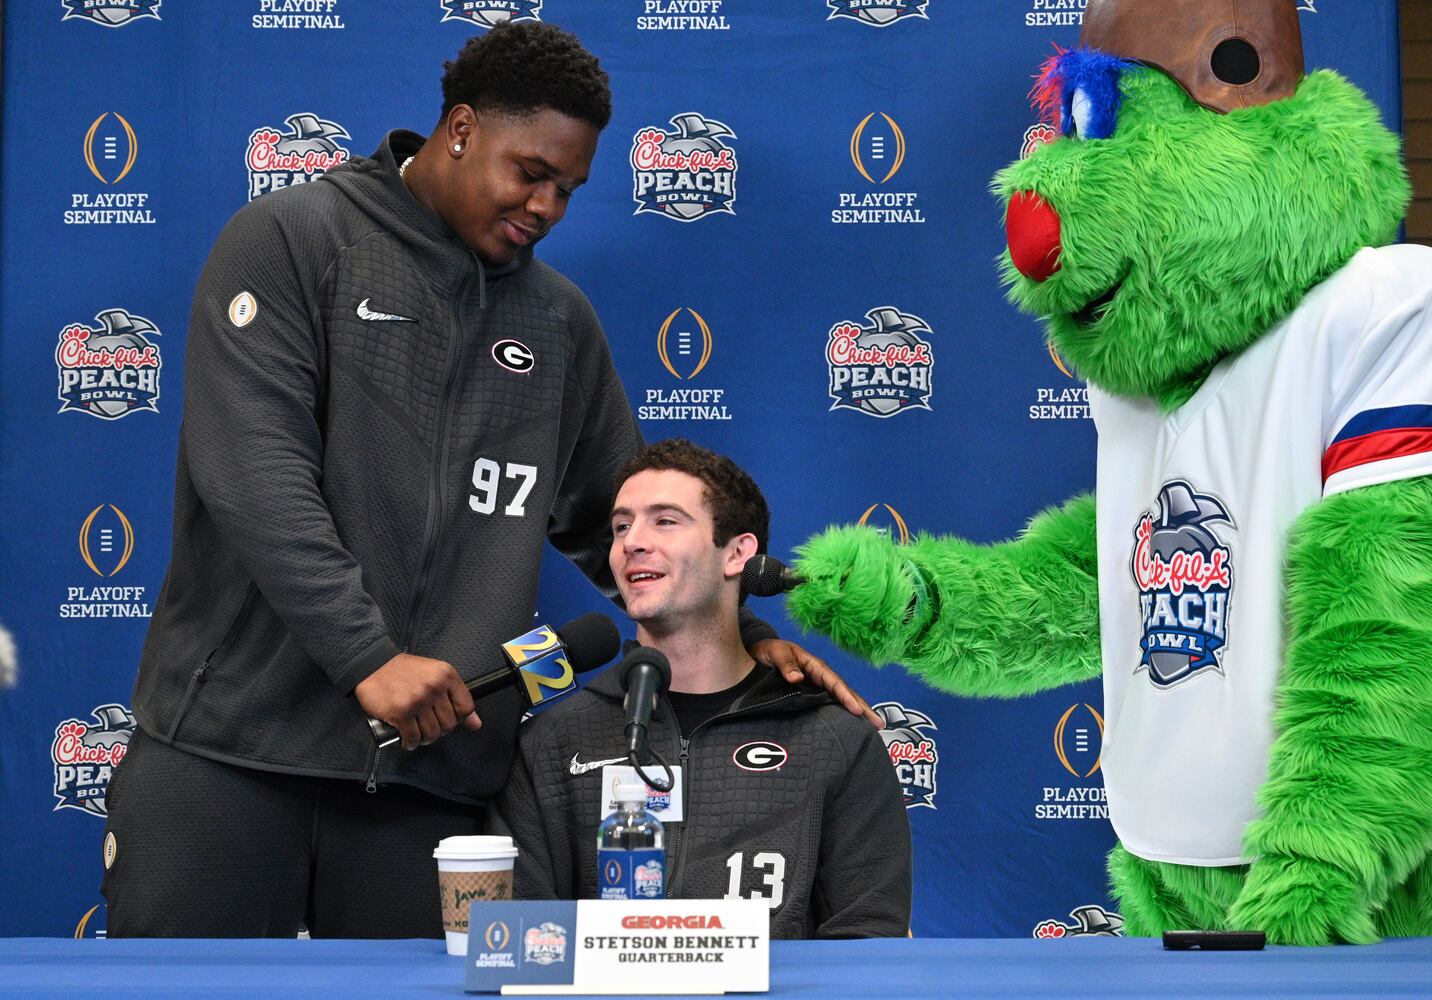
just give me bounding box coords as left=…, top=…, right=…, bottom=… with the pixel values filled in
left=597, top=780, right=665, bottom=900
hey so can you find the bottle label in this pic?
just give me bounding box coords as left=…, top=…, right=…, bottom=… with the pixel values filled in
left=598, top=848, right=665, bottom=900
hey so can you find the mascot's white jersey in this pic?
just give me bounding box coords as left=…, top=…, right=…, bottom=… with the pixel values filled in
left=1090, top=245, right=1432, bottom=866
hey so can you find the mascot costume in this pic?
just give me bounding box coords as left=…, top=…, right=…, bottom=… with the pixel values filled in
left=789, top=0, right=1432, bottom=944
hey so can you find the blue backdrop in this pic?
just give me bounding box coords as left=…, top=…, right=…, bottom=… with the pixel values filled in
left=0, top=0, right=1401, bottom=940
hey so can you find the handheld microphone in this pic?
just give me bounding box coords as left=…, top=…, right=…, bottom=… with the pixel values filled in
left=368, top=612, right=621, bottom=747
left=619, top=645, right=672, bottom=758
left=741, top=553, right=805, bottom=597
left=742, top=550, right=935, bottom=627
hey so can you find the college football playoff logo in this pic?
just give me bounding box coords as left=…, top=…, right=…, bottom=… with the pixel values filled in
left=850, top=113, right=906, bottom=184
left=84, top=113, right=138, bottom=184
left=79, top=504, right=136, bottom=577
left=657, top=307, right=714, bottom=380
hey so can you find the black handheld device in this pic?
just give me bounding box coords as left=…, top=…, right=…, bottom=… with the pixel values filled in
left=1162, top=930, right=1266, bottom=951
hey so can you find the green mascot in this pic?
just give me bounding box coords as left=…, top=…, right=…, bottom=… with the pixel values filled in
left=789, top=0, right=1432, bottom=945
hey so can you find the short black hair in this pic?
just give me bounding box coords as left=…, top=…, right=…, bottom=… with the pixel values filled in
left=441, top=21, right=611, bottom=130
left=617, top=439, right=769, bottom=554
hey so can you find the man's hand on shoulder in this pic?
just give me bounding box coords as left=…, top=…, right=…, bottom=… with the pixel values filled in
left=748, top=638, right=883, bottom=729
left=354, top=653, right=482, bottom=751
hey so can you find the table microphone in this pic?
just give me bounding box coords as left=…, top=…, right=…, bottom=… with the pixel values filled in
left=368, top=611, right=620, bottom=748
left=620, top=645, right=672, bottom=758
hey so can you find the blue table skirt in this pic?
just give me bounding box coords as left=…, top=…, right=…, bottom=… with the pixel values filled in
left=3, top=936, right=1431, bottom=999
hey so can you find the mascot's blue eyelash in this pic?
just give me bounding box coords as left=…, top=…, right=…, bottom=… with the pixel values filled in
left=1030, top=46, right=1136, bottom=140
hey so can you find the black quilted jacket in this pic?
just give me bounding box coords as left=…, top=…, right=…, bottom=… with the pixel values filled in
left=496, top=663, right=913, bottom=938
left=130, top=131, right=641, bottom=803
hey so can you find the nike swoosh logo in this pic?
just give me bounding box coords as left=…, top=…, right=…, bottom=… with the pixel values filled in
left=569, top=753, right=627, bottom=776
left=356, top=298, right=415, bottom=322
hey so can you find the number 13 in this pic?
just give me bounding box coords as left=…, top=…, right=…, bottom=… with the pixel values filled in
left=725, top=851, right=786, bottom=909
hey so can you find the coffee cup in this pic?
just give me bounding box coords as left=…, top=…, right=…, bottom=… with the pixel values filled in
left=433, top=835, right=518, bottom=955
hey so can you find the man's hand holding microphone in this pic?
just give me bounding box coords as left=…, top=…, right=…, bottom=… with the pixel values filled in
left=359, top=613, right=623, bottom=750
left=355, top=653, right=481, bottom=751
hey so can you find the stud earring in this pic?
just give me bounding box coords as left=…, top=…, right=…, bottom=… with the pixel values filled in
left=453, top=144, right=462, bottom=152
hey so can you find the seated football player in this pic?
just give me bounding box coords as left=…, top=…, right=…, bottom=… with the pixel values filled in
left=497, top=439, right=912, bottom=938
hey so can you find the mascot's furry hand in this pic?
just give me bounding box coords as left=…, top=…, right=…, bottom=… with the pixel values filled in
left=791, top=498, right=1102, bottom=700
left=787, top=525, right=924, bottom=669
left=794, top=0, right=1432, bottom=944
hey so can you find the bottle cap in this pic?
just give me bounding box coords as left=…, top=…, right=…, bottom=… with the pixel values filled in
left=614, top=781, right=649, bottom=804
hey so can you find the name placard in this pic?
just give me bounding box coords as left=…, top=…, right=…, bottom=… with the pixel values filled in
left=463, top=899, right=769, bottom=995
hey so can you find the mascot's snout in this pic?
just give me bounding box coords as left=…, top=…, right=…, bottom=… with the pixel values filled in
left=1005, top=190, right=1062, bottom=281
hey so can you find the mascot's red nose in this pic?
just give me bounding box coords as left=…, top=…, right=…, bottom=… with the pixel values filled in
left=1006, top=191, right=1062, bottom=282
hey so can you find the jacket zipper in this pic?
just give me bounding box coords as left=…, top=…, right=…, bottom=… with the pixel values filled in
left=365, top=746, right=382, bottom=794
left=401, top=254, right=482, bottom=651
left=375, top=257, right=479, bottom=794
left=164, top=585, right=260, bottom=741
left=665, top=690, right=800, bottom=898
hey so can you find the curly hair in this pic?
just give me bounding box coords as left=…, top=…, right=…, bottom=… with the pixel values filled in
left=618, top=439, right=769, bottom=554
left=441, top=21, right=611, bottom=130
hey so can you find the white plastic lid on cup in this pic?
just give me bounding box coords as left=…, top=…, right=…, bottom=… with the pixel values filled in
left=433, top=835, right=518, bottom=861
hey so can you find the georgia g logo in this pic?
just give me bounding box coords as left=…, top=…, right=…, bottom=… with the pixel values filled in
left=491, top=339, right=535, bottom=374
left=732, top=741, right=787, bottom=772
left=1131, top=480, right=1236, bottom=687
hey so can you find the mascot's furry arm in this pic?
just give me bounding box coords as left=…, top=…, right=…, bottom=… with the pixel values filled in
left=1227, top=475, right=1432, bottom=944
left=788, top=494, right=1101, bottom=698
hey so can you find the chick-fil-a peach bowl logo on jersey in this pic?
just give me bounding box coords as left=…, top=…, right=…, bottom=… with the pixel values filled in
left=827, top=307, right=934, bottom=418
left=1132, top=480, right=1235, bottom=688
left=247, top=113, right=350, bottom=201
left=440, top=0, right=541, bottom=28
left=631, top=113, right=738, bottom=222
left=827, top=0, right=926, bottom=27
left=56, top=309, right=162, bottom=420
left=62, top=0, right=161, bottom=27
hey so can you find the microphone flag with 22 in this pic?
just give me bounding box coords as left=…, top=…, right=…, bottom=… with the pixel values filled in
left=367, top=612, right=621, bottom=747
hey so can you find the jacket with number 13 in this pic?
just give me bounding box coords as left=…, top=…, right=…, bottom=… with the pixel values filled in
left=497, top=663, right=913, bottom=938
left=130, top=130, right=642, bottom=804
